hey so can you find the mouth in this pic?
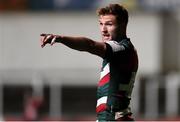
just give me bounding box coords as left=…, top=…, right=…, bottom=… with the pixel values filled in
left=102, top=34, right=110, bottom=40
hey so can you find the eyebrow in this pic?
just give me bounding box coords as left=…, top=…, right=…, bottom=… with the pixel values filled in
left=99, top=20, right=113, bottom=23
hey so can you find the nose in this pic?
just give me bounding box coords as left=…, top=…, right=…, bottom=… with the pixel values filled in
left=101, top=25, right=107, bottom=33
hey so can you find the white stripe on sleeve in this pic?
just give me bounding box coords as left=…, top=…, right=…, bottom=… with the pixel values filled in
left=106, top=41, right=125, bottom=52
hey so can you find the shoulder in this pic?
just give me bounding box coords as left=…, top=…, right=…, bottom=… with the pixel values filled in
left=105, top=41, right=125, bottom=52
left=105, top=38, right=134, bottom=52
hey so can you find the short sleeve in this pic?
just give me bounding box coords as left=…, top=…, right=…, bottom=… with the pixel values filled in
left=104, top=41, right=126, bottom=60
left=106, top=41, right=126, bottom=52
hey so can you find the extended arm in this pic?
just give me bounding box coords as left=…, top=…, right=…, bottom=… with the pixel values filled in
left=40, top=34, right=106, bottom=58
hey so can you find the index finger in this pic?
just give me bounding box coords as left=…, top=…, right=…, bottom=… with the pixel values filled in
left=40, top=33, right=47, bottom=36
left=40, top=36, right=46, bottom=48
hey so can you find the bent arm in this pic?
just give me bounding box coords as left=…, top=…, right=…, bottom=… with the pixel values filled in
left=41, top=34, right=106, bottom=58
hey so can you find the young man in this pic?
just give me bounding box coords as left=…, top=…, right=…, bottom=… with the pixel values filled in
left=40, top=4, right=138, bottom=121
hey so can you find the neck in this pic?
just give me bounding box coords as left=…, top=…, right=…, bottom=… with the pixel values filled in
left=118, top=24, right=127, bottom=40
left=117, top=34, right=127, bottom=41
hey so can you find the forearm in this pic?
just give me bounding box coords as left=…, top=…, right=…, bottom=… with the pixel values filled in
left=55, top=35, right=106, bottom=57
left=56, top=36, right=94, bottom=52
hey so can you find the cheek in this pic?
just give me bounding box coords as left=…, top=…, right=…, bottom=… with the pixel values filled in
left=109, top=27, right=119, bottom=39
left=109, top=27, right=117, bottom=35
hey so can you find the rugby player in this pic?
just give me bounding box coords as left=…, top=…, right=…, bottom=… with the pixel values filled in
left=40, top=4, right=138, bottom=121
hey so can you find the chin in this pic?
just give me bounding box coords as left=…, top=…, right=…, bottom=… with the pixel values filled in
left=102, top=39, right=108, bottom=42
left=103, top=38, right=111, bottom=42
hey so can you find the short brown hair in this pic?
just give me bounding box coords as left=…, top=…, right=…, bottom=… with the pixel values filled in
left=97, top=4, right=129, bottom=26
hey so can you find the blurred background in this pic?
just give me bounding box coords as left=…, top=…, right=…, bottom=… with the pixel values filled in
left=0, top=0, right=180, bottom=121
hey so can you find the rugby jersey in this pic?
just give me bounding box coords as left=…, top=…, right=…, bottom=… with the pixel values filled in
left=96, top=38, right=138, bottom=121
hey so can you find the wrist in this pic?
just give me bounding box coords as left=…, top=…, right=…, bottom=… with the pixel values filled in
left=55, top=35, right=62, bottom=43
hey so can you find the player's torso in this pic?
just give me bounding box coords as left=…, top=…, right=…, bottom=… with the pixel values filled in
left=96, top=39, right=138, bottom=116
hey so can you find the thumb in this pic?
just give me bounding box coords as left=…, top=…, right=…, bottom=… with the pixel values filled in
left=51, top=36, right=56, bottom=46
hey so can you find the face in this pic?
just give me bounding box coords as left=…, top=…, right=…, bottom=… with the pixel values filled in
left=99, top=14, right=120, bottom=42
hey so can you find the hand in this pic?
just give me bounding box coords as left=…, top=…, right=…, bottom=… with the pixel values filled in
left=40, top=34, right=56, bottom=48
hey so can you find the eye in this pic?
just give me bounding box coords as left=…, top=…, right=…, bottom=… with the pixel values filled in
left=106, top=22, right=113, bottom=26
left=107, top=23, right=112, bottom=26
left=99, top=22, right=103, bottom=26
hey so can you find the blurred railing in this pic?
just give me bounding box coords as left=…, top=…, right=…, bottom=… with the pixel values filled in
left=133, top=72, right=180, bottom=120
left=0, top=70, right=180, bottom=120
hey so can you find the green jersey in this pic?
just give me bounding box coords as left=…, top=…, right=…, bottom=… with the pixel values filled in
left=96, top=38, right=138, bottom=121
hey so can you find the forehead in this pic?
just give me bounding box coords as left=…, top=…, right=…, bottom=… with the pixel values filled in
left=99, top=14, right=116, bottom=22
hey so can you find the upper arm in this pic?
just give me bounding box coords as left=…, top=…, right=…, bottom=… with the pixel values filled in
left=88, top=40, right=106, bottom=58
